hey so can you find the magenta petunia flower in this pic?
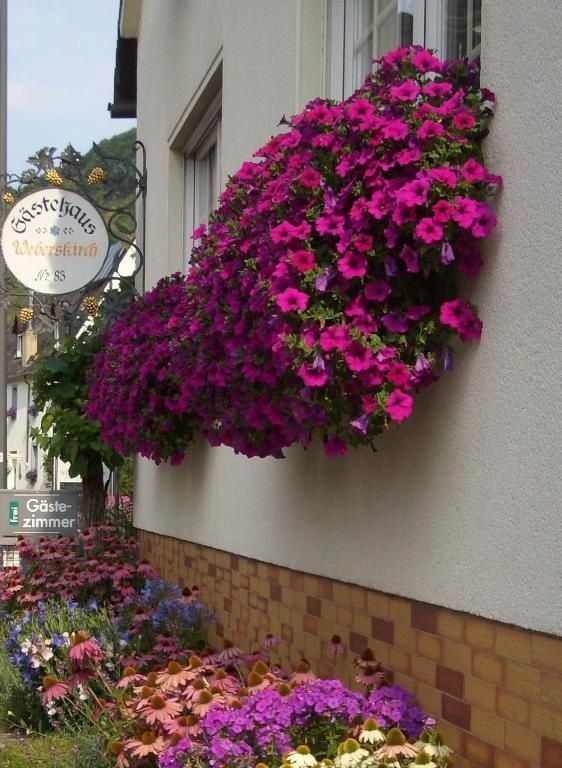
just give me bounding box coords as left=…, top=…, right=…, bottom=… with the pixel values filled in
left=439, top=298, right=472, bottom=329
left=411, top=49, right=442, bottom=73
left=290, top=249, right=316, bottom=272
left=415, top=217, right=444, bottom=244
left=471, top=203, right=497, bottom=238
left=298, top=364, right=329, bottom=387
left=324, top=436, right=349, bottom=456
left=319, top=325, right=350, bottom=352
left=416, top=120, right=445, bottom=140
left=337, top=251, right=367, bottom=279
left=364, top=279, right=392, bottom=302
left=299, top=168, right=321, bottom=187
left=390, top=79, right=420, bottom=101
left=385, top=390, right=414, bottom=422
left=460, top=158, right=487, bottom=182
left=275, top=287, right=309, bottom=312
left=452, top=111, right=476, bottom=131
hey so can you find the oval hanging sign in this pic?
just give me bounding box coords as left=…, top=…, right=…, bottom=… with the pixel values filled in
left=1, top=188, right=109, bottom=294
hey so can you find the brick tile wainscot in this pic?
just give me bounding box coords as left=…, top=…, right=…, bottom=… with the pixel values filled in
left=138, top=530, right=562, bottom=768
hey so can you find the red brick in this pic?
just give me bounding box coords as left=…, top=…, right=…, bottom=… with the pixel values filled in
left=307, top=596, right=322, bottom=617
left=229, top=554, right=239, bottom=571
left=270, top=583, right=282, bottom=602
left=290, top=572, right=304, bottom=590
left=411, top=601, right=438, bottom=634
left=371, top=617, right=394, bottom=644
left=542, top=736, right=562, bottom=768
left=442, top=694, right=471, bottom=730
left=436, top=665, right=464, bottom=698
left=208, top=562, right=217, bottom=576
left=349, top=631, right=368, bottom=654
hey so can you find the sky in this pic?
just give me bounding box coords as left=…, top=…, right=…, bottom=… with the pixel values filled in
left=7, top=0, right=136, bottom=174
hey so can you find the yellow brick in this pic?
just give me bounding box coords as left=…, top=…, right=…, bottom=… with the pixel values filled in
left=350, top=586, right=367, bottom=611
left=415, top=681, right=441, bottom=718
left=278, top=569, right=291, bottom=587
left=473, top=651, right=504, bottom=685
left=504, top=721, right=541, bottom=763
left=436, top=721, right=465, bottom=752
left=303, top=574, right=319, bottom=595
left=465, top=675, right=497, bottom=712
left=321, top=600, right=337, bottom=624
left=394, top=624, right=416, bottom=653
left=494, top=750, right=529, bottom=768
left=351, top=611, right=371, bottom=636
left=442, top=638, right=472, bottom=673
left=531, top=634, right=562, bottom=674
left=541, top=671, right=562, bottom=708
left=389, top=647, right=411, bottom=675
left=366, top=591, right=389, bottom=619
left=496, top=689, right=531, bottom=726
left=471, top=707, right=505, bottom=748
left=332, top=582, right=351, bottom=606
left=530, top=701, right=562, bottom=741
left=436, top=610, right=465, bottom=642
left=369, top=639, right=390, bottom=667
left=465, top=617, right=496, bottom=650
left=388, top=596, right=411, bottom=625
left=504, top=659, right=541, bottom=699
left=410, top=654, right=436, bottom=685
left=393, top=672, right=416, bottom=695
left=416, top=631, right=443, bottom=662
left=495, top=626, right=533, bottom=664
left=336, top=605, right=353, bottom=627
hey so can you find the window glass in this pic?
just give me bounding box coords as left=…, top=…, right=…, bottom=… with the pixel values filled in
left=326, top=0, right=481, bottom=100
left=183, top=104, right=222, bottom=265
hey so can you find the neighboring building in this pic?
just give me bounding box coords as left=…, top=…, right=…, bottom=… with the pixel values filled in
left=116, top=1, right=562, bottom=764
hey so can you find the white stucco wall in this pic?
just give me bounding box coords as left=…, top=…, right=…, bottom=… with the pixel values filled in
left=134, top=1, right=562, bottom=637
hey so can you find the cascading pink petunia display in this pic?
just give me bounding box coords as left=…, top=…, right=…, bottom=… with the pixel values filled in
left=86, top=47, right=500, bottom=463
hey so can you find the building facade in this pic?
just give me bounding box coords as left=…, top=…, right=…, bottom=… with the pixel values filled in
left=120, top=2, right=562, bottom=765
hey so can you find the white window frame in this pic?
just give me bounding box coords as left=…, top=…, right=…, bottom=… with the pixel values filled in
left=15, top=333, right=22, bottom=359
left=183, top=92, right=222, bottom=265
left=325, top=0, right=481, bottom=100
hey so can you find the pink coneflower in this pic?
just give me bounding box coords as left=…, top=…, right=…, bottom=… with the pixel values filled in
left=108, top=739, right=130, bottom=768
left=116, top=666, right=146, bottom=689
left=262, top=633, right=280, bottom=650
left=217, top=639, right=243, bottom=662
left=192, top=689, right=222, bottom=716
left=210, top=668, right=240, bottom=695
left=139, top=694, right=182, bottom=725
left=354, top=648, right=378, bottom=669
left=41, top=675, right=70, bottom=705
left=156, top=660, right=195, bottom=691
left=326, top=634, right=346, bottom=657
left=355, top=664, right=386, bottom=687
left=124, top=730, right=166, bottom=759
left=374, top=728, right=419, bottom=760
left=289, top=659, right=317, bottom=685
left=69, top=632, right=104, bottom=665
left=164, top=714, right=201, bottom=738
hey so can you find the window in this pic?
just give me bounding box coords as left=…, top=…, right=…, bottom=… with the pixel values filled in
left=183, top=94, right=222, bottom=265
left=15, top=333, right=22, bottom=358
left=11, top=386, right=17, bottom=411
left=325, top=0, right=481, bottom=99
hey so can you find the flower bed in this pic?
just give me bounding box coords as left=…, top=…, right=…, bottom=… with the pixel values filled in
left=0, top=529, right=454, bottom=767
left=87, top=46, right=500, bottom=464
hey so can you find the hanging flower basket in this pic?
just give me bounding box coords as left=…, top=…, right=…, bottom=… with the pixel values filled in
left=87, top=47, right=500, bottom=463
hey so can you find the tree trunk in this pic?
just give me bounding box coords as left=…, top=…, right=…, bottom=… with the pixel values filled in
left=80, top=457, right=106, bottom=528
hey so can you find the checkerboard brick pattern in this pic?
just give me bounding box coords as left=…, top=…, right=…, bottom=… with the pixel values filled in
left=139, top=530, right=562, bottom=768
